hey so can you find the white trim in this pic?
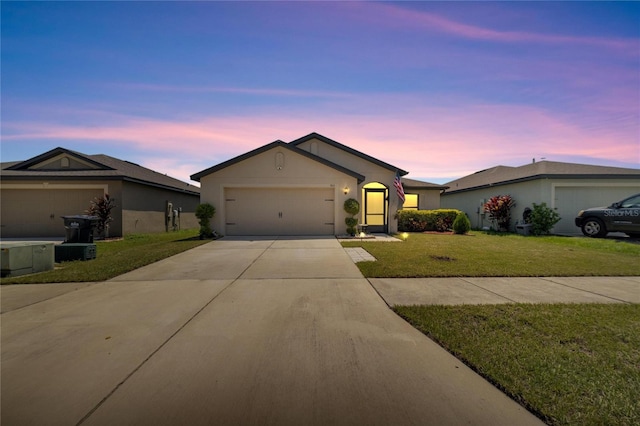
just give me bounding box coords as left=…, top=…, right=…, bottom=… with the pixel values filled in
left=221, top=183, right=335, bottom=189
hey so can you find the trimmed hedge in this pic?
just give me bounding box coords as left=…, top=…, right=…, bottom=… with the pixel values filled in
left=397, top=209, right=463, bottom=232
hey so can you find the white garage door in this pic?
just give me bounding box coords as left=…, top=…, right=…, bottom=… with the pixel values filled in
left=554, top=186, right=640, bottom=234
left=225, top=188, right=335, bottom=236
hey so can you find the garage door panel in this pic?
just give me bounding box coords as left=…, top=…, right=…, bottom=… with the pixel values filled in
left=225, top=188, right=334, bottom=236
left=1, top=189, right=104, bottom=237
left=554, top=187, right=640, bottom=235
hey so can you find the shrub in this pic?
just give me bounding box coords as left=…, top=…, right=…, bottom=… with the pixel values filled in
left=483, top=195, right=515, bottom=231
left=344, top=198, right=360, bottom=235
left=397, top=209, right=462, bottom=232
left=195, top=203, right=216, bottom=238
left=530, top=202, right=561, bottom=235
left=452, top=212, right=471, bottom=234
left=344, top=198, right=360, bottom=216
left=87, top=194, right=116, bottom=237
left=345, top=217, right=358, bottom=229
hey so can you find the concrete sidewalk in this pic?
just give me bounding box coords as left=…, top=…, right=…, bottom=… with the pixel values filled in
left=2, top=236, right=543, bottom=425
left=369, top=276, right=640, bottom=306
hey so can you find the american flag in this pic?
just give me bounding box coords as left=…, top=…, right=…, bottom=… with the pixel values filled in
left=394, top=171, right=405, bottom=203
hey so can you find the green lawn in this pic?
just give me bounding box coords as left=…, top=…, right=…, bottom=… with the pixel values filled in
left=342, top=232, right=640, bottom=277
left=344, top=232, right=640, bottom=424
left=1, top=229, right=210, bottom=284
left=394, top=303, right=640, bottom=426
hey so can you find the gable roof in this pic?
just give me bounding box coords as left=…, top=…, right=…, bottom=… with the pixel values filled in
left=6, top=147, right=114, bottom=171
left=401, top=177, right=448, bottom=190
left=444, top=160, right=640, bottom=194
left=190, top=140, right=366, bottom=183
left=289, top=132, right=408, bottom=176
left=1, top=147, right=200, bottom=195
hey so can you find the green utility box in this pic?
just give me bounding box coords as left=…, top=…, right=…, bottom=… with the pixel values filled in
left=1, top=242, right=55, bottom=277
left=55, top=243, right=97, bottom=262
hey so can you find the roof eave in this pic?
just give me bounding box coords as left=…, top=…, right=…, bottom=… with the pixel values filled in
left=443, top=173, right=640, bottom=194
left=289, top=132, right=408, bottom=176
left=6, top=147, right=115, bottom=171
left=190, top=140, right=366, bottom=183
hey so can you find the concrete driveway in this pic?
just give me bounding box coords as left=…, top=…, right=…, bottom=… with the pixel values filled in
left=1, top=236, right=542, bottom=425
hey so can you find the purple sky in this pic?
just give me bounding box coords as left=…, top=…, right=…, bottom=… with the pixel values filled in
left=2, top=1, right=638, bottom=185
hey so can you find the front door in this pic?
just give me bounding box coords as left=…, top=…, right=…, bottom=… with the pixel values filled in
left=364, top=187, right=388, bottom=233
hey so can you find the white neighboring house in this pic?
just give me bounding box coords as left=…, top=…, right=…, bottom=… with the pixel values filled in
left=441, top=161, right=640, bottom=235
left=191, top=132, right=447, bottom=236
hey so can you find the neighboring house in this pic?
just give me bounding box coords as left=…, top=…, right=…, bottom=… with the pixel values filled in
left=1, top=147, right=200, bottom=238
left=191, top=132, right=446, bottom=236
left=441, top=160, right=640, bottom=235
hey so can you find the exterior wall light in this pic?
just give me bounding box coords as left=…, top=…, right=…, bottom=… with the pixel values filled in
left=343, top=186, right=349, bottom=194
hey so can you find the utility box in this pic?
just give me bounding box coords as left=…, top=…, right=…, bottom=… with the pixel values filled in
left=55, top=243, right=97, bottom=262
left=516, top=223, right=533, bottom=236
left=1, top=242, right=55, bottom=277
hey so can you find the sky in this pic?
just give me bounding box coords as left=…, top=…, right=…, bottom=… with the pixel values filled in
left=2, top=1, right=639, bottom=186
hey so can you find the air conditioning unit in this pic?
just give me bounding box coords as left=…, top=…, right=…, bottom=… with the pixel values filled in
left=55, top=243, right=97, bottom=262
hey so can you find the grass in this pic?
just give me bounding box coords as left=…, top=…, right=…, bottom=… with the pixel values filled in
left=394, top=303, right=640, bottom=426
left=341, top=232, right=640, bottom=277
left=1, top=229, right=210, bottom=284
left=345, top=232, right=640, bottom=423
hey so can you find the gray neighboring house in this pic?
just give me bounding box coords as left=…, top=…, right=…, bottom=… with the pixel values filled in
left=441, top=160, right=640, bottom=235
left=1, top=147, right=200, bottom=238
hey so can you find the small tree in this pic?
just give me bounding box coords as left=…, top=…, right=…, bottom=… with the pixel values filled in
left=343, top=198, right=360, bottom=235
left=483, top=195, right=515, bottom=231
left=530, top=202, right=561, bottom=235
left=87, top=194, right=116, bottom=237
left=195, top=203, right=216, bottom=238
left=452, top=212, right=471, bottom=234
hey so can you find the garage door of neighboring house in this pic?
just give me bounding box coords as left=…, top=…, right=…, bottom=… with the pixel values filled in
left=225, top=187, right=335, bottom=236
left=554, top=185, right=640, bottom=235
left=1, top=188, right=105, bottom=238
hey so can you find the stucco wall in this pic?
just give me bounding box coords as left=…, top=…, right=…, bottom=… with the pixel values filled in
left=441, top=178, right=640, bottom=234
left=295, top=138, right=402, bottom=233
left=120, top=181, right=200, bottom=235
left=199, top=147, right=360, bottom=235
left=404, top=188, right=443, bottom=210
left=122, top=210, right=198, bottom=234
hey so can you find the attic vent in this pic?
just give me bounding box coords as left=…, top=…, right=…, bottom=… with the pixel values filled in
left=61, top=157, right=70, bottom=168
left=275, top=152, right=285, bottom=171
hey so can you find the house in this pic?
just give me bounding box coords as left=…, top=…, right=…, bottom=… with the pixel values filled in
left=441, top=160, right=640, bottom=235
left=1, top=147, right=200, bottom=238
left=191, top=132, right=446, bottom=236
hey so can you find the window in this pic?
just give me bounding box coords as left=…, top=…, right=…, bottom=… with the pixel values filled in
left=403, top=193, right=418, bottom=210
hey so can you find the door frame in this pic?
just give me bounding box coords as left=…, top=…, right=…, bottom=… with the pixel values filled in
left=363, top=186, right=388, bottom=233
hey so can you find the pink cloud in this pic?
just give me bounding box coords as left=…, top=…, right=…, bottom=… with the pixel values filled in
left=106, top=83, right=354, bottom=99
left=3, top=93, right=637, bottom=185
left=349, top=2, right=638, bottom=55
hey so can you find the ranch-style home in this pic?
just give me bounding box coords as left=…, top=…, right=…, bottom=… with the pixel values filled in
left=0, top=147, right=200, bottom=238
left=441, top=160, right=640, bottom=235
left=191, top=132, right=447, bottom=236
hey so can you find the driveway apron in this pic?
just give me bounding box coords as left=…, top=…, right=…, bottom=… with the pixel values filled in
left=1, top=236, right=542, bottom=425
